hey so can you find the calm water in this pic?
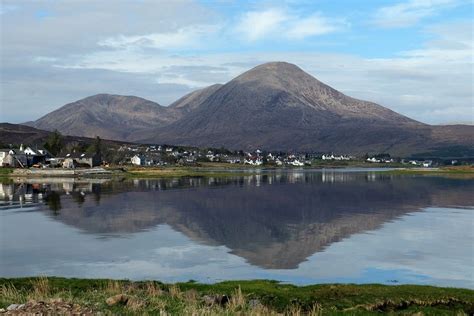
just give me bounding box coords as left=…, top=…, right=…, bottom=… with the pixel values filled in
left=1, top=169, right=473, bottom=288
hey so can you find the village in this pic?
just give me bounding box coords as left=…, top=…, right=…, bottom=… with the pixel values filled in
left=0, top=142, right=456, bottom=170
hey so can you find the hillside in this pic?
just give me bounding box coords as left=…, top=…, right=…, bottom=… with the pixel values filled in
left=0, top=123, right=126, bottom=148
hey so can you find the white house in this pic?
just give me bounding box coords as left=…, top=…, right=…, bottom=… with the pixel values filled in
left=289, top=159, right=304, bottom=166
left=366, top=157, right=381, bottom=163
left=244, top=157, right=263, bottom=166
left=323, top=154, right=351, bottom=161
left=0, top=149, right=15, bottom=166
left=131, top=155, right=143, bottom=166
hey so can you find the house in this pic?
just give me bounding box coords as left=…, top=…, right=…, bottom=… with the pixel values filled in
left=366, top=157, right=381, bottom=163
left=0, top=149, right=27, bottom=167
left=62, top=152, right=102, bottom=168
left=206, top=151, right=219, bottom=162
left=22, top=146, right=51, bottom=166
left=287, top=159, right=304, bottom=166
left=0, top=149, right=22, bottom=167
left=0, top=149, right=12, bottom=167
left=131, top=154, right=144, bottom=166
left=244, top=156, right=263, bottom=166
left=323, top=154, right=351, bottom=161
left=0, top=145, right=52, bottom=167
left=422, top=160, right=433, bottom=168
left=225, top=156, right=241, bottom=164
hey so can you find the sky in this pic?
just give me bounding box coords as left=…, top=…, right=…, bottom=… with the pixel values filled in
left=0, top=0, right=473, bottom=124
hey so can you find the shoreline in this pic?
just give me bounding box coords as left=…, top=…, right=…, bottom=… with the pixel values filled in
left=1, top=164, right=473, bottom=180
left=1, top=277, right=473, bottom=315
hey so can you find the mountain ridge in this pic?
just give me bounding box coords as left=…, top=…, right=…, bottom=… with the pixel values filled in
left=24, top=61, right=473, bottom=156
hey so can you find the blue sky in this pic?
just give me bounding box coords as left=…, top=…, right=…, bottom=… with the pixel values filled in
left=0, top=0, right=473, bottom=124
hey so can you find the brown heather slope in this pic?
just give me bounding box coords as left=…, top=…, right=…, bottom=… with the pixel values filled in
left=168, top=83, right=223, bottom=117
left=0, top=123, right=127, bottom=148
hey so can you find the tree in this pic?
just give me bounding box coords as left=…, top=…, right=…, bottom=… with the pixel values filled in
left=44, top=130, right=63, bottom=156
left=88, top=136, right=103, bottom=156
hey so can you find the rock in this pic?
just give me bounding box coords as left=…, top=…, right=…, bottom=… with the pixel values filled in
left=202, top=294, right=229, bottom=306
left=248, top=299, right=261, bottom=309
left=0, top=308, right=5, bottom=313
left=106, top=294, right=129, bottom=306
left=50, top=298, right=63, bottom=304
left=202, top=295, right=215, bottom=306
left=6, top=304, right=20, bottom=311
left=4, top=300, right=94, bottom=314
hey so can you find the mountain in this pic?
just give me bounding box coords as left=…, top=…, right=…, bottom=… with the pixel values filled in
left=26, top=62, right=473, bottom=156
left=27, top=94, right=176, bottom=141
left=137, top=62, right=472, bottom=155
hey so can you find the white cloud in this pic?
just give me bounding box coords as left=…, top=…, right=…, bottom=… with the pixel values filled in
left=235, top=8, right=344, bottom=41
left=372, top=0, right=463, bottom=28
left=285, top=13, right=343, bottom=39
left=235, top=8, right=289, bottom=41
left=98, top=25, right=221, bottom=50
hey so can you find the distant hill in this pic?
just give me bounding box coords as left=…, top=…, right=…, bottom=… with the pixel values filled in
left=25, top=62, right=474, bottom=156
left=0, top=123, right=125, bottom=148
left=26, top=94, right=177, bottom=141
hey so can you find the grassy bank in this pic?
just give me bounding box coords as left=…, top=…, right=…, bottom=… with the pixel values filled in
left=376, top=166, right=474, bottom=178
left=122, top=166, right=255, bottom=179
left=1, top=278, right=473, bottom=315
left=3, top=164, right=474, bottom=180
left=0, top=168, right=14, bottom=176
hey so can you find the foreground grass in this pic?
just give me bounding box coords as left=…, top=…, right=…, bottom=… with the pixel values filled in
left=0, top=278, right=473, bottom=315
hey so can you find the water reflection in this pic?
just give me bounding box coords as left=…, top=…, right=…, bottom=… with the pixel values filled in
left=1, top=171, right=473, bottom=270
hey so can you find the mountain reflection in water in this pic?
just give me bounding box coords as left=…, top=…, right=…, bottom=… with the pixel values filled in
left=2, top=171, right=473, bottom=271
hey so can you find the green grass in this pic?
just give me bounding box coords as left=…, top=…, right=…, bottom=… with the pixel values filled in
left=0, top=167, right=14, bottom=175
left=0, top=277, right=472, bottom=315
left=122, top=166, right=255, bottom=179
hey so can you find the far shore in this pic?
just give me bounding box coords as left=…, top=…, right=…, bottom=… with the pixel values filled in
left=1, top=163, right=474, bottom=181
left=0, top=277, right=473, bottom=315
